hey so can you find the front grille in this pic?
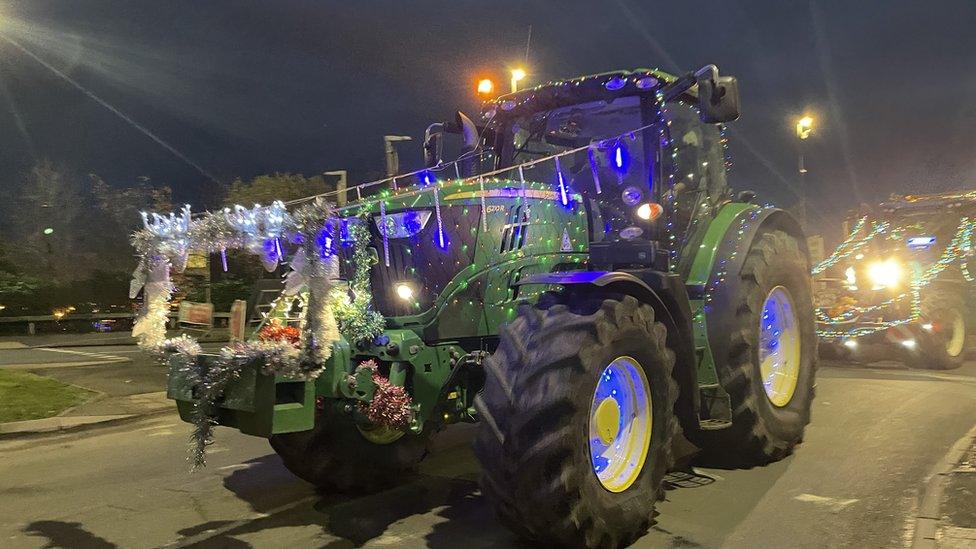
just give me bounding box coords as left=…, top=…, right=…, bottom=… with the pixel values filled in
left=367, top=207, right=481, bottom=317
left=499, top=204, right=530, bottom=253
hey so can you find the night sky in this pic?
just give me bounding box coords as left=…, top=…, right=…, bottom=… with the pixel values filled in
left=0, top=1, right=974, bottom=238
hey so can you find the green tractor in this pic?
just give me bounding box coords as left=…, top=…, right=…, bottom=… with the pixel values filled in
left=163, top=64, right=816, bottom=547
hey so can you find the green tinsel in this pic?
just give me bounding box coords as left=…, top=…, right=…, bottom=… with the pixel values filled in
left=333, top=219, right=385, bottom=343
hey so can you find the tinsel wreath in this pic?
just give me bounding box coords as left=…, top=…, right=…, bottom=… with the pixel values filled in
left=332, top=219, right=385, bottom=343
left=353, top=360, right=413, bottom=429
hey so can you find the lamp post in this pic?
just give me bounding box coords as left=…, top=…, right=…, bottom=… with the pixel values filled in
left=383, top=135, right=412, bottom=179
left=795, top=115, right=814, bottom=229
left=510, top=68, right=526, bottom=93
left=323, top=170, right=348, bottom=206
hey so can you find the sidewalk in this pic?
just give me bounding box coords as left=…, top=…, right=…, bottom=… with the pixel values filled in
left=0, top=329, right=230, bottom=349
left=0, top=391, right=172, bottom=437
left=0, top=350, right=176, bottom=439
left=939, top=435, right=976, bottom=547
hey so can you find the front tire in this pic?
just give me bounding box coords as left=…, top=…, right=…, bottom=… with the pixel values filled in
left=269, top=410, right=431, bottom=492
left=913, top=292, right=967, bottom=370
left=474, top=294, right=678, bottom=548
left=690, top=229, right=817, bottom=467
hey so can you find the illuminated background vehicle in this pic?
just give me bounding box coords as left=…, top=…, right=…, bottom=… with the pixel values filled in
left=153, top=64, right=817, bottom=547
left=815, top=192, right=976, bottom=369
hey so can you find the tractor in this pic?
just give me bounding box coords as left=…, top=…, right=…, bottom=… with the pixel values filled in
left=159, top=64, right=817, bottom=547
left=816, top=192, right=975, bottom=369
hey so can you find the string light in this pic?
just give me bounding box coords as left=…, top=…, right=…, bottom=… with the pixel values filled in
left=815, top=216, right=976, bottom=340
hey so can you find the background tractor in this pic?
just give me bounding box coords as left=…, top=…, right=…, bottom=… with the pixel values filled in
left=161, top=64, right=817, bottom=547
left=816, top=192, right=976, bottom=369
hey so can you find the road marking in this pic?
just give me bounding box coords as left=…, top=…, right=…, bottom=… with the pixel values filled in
left=0, top=342, right=27, bottom=349
left=217, top=464, right=252, bottom=472
left=38, top=347, right=126, bottom=361
left=794, top=493, right=859, bottom=511
left=147, top=430, right=175, bottom=437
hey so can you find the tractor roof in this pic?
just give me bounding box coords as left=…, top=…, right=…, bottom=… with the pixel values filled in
left=481, top=68, right=681, bottom=120
left=879, top=190, right=976, bottom=214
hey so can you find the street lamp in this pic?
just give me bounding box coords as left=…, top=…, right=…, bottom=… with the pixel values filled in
left=795, top=115, right=815, bottom=228
left=510, top=68, right=526, bottom=93
left=383, top=135, right=412, bottom=178
left=796, top=116, right=814, bottom=141
left=477, top=78, right=494, bottom=97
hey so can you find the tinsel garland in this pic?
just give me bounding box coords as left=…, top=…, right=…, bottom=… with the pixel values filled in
left=353, top=360, right=413, bottom=429
left=332, top=220, right=385, bottom=343
left=159, top=334, right=203, bottom=356
left=288, top=198, right=341, bottom=368
left=131, top=259, right=172, bottom=349
left=132, top=198, right=350, bottom=468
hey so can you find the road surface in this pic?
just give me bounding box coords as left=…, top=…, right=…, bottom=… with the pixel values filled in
left=1, top=357, right=975, bottom=548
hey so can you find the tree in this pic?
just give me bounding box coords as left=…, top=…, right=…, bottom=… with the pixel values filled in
left=5, top=160, right=88, bottom=280
left=224, top=172, right=333, bottom=207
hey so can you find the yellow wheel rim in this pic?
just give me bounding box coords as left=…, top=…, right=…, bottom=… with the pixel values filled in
left=588, top=356, right=653, bottom=493
left=945, top=309, right=966, bottom=358
left=759, top=286, right=801, bottom=407
left=357, top=424, right=405, bottom=445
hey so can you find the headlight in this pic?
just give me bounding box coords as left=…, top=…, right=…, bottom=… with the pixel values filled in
left=394, top=282, right=415, bottom=301
left=866, top=258, right=902, bottom=289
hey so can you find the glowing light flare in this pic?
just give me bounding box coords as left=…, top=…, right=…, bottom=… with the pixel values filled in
left=477, top=78, right=494, bottom=96
left=636, top=203, right=663, bottom=221
left=394, top=283, right=415, bottom=301
left=796, top=115, right=814, bottom=140
left=612, top=142, right=629, bottom=173
left=844, top=266, right=857, bottom=289
left=510, top=68, right=527, bottom=93
left=866, top=258, right=903, bottom=289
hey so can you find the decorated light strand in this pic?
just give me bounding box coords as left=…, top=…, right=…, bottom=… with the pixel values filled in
left=380, top=199, right=390, bottom=267
left=478, top=175, right=488, bottom=231
left=815, top=216, right=976, bottom=340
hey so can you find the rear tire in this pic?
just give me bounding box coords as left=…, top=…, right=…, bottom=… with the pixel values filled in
left=912, top=292, right=967, bottom=370
left=474, top=294, right=678, bottom=548
left=690, top=229, right=817, bottom=467
left=269, top=411, right=431, bottom=492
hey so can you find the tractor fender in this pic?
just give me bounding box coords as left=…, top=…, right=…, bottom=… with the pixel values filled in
left=693, top=206, right=808, bottom=381
left=687, top=205, right=808, bottom=296
left=515, top=270, right=700, bottom=429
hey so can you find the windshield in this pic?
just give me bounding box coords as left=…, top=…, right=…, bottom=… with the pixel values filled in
left=500, top=96, right=661, bottom=242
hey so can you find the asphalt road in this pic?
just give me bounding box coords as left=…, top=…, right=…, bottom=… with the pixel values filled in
left=1, top=358, right=975, bottom=549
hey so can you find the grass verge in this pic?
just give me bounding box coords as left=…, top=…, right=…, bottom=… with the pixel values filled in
left=0, top=370, right=95, bottom=423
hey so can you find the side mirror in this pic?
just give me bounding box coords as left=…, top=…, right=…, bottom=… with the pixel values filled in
left=696, top=65, right=740, bottom=123
left=422, top=111, right=479, bottom=171
left=423, top=123, right=445, bottom=168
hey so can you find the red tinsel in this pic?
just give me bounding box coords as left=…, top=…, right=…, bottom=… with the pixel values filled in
left=355, top=360, right=413, bottom=429
left=258, top=321, right=300, bottom=345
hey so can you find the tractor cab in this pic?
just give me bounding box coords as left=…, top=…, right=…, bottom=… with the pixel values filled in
left=427, top=67, right=741, bottom=275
